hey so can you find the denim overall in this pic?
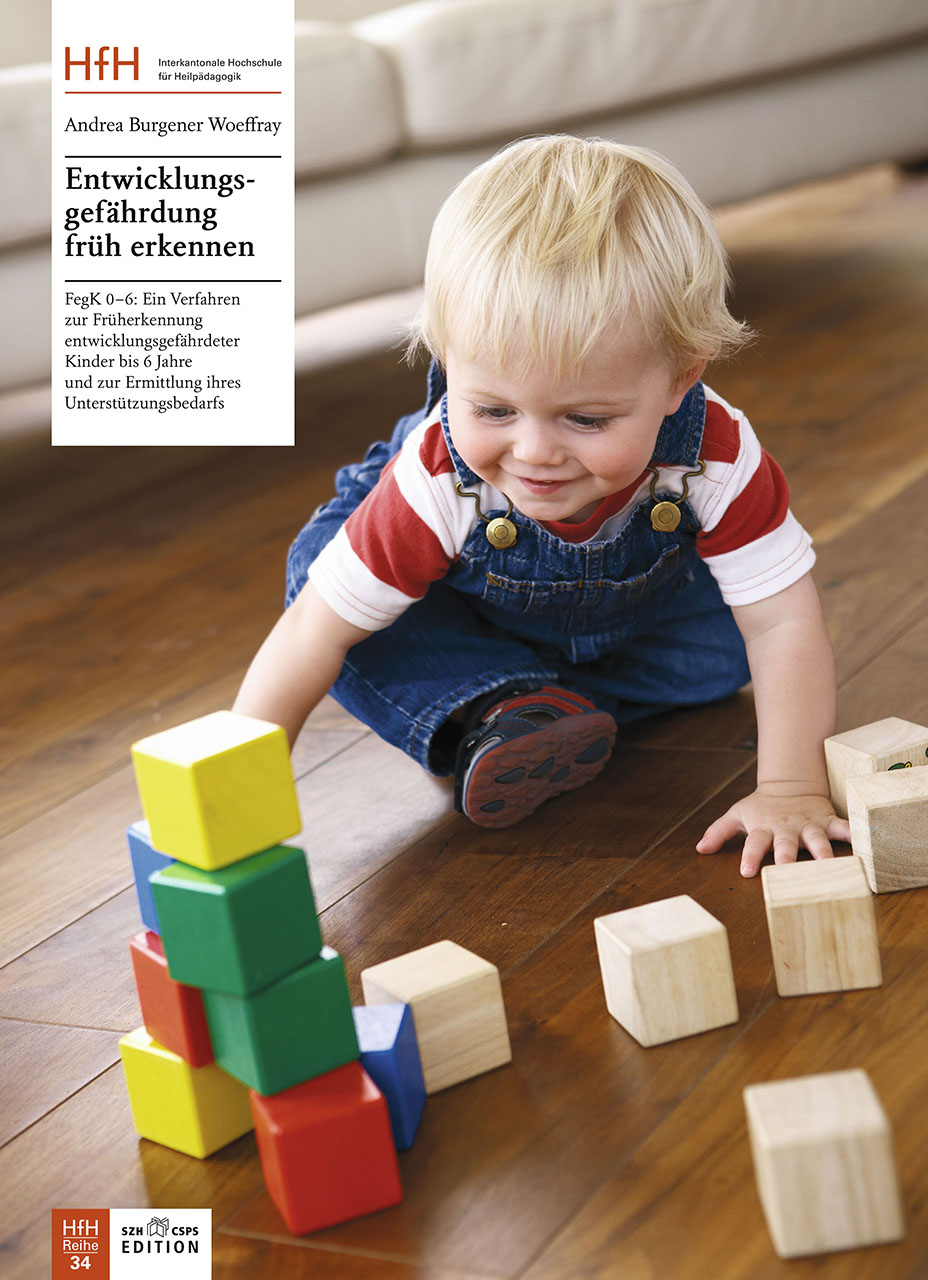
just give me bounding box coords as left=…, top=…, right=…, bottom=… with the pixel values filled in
left=286, top=361, right=750, bottom=774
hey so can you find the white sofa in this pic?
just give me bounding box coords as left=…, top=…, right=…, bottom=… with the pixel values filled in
left=2, top=0, right=928, bottom=408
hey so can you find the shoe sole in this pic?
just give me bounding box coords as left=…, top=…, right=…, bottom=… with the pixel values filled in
left=462, top=712, right=617, bottom=829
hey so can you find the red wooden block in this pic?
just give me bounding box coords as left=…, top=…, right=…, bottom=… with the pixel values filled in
left=129, top=930, right=214, bottom=1067
left=250, top=1061, right=403, bottom=1235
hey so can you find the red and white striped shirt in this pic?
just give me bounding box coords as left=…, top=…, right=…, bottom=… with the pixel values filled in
left=308, top=385, right=814, bottom=631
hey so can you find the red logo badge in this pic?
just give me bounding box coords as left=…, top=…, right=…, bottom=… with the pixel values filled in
left=51, top=1210, right=110, bottom=1278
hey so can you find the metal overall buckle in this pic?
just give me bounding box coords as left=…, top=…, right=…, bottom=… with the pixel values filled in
left=645, top=459, right=706, bottom=531
left=454, top=482, right=518, bottom=548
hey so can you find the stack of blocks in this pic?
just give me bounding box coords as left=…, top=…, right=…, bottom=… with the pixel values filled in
left=826, top=716, right=928, bottom=893
left=824, top=716, right=928, bottom=819
left=121, top=709, right=514, bottom=1236
left=121, top=711, right=414, bottom=1234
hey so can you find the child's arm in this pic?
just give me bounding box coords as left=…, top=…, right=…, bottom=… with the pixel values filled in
left=696, top=573, right=851, bottom=877
left=233, top=582, right=371, bottom=748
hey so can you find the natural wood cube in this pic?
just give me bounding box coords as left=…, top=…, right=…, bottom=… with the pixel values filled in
left=847, top=768, right=928, bottom=893
left=825, top=716, right=928, bottom=818
left=761, top=857, right=881, bottom=996
left=360, top=940, right=511, bottom=1094
left=594, top=895, right=738, bottom=1047
left=744, top=1070, right=904, bottom=1258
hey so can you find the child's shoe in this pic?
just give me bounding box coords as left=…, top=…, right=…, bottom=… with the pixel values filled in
left=454, top=685, right=617, bottom=828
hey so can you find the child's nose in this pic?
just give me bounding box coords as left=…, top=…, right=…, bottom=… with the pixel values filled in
left=511, top=420, right=565, bottom=467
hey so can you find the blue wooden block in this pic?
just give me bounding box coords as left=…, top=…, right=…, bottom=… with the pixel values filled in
left=127, top=819, right=175, bottom=933
left=352, top=1003, right=426, bottom=1151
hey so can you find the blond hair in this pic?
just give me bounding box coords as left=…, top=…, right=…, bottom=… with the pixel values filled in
left=406, top=135, right=751, bottom=378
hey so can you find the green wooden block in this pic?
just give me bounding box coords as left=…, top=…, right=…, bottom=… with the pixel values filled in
left=150, top=844, right=322, bottom=997
left=203, top=946, right=359, bottom=1096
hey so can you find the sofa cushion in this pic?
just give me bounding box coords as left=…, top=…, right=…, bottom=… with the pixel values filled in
left=296, top=1, right=397, bottom=17
left=357, top=0, right=928, bottom=148
left=295, top=21, right=402, bottom=178
left=0, top=65, right=50, bottom=246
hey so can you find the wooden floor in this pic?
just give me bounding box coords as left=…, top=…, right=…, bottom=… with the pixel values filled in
left=3, top=163, right=928, bottom=1279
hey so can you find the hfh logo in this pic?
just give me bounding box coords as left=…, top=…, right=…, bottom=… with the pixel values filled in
left=64, top=47, right=140, bottom=80
left=61, top=1218, right=100, bottom=1237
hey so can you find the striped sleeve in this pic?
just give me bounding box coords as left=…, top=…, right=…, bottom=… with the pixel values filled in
left=691, top=388, right=816, bottom=606
left=307, top=417, right=475, bottom=630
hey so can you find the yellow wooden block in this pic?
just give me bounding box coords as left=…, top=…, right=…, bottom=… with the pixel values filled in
left=131, top=710, right=301, bottom=869
left=761, top=857, right=882, bottom=996
left=594, top=895, right=739, bottom=1046
left=847, top=767, right=928, bottom=893
left=745, top=1070, right=904, bottom=1257
left=825, top=716, right=928, bottom=818
left=361, top=940, right=512, bottom=1094
left=119, top=1027, right=254, bottom=1158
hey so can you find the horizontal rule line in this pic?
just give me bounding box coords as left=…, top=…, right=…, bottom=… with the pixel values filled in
left=64, top=91, right=283, bottom=95
left=63, top=279, right=283, bottom=283
left=65, top=155, right=282, bottom=159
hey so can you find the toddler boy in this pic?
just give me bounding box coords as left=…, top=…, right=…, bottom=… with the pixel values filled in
left=234, top=135, right=850, bottom=877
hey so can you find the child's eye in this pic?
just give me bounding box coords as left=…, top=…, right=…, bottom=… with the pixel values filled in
left=568, top=414, right=612, bottom=430
left=472, top=404, right=513, bottom=421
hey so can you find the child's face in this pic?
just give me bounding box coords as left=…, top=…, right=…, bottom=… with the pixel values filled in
left=445, top=325, right=698, bottom=525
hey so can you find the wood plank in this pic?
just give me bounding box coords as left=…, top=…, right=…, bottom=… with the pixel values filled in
left=0, top=445, right=225, bottom=557
left=293, top=733, right=452, bottom=912
left=0, top=767, right=142, bottom=967
left=0, top=1018, right=118, bottom=1146
left=318, top=744, right=753, bottom=983
left=816, top=475, right=928, bottom=694
left=0, top=890, right=141, bottom=1030
left=214, top=1233, right=505, bottom=1280
left=715, top=166, right=928, bottom=548
left=0, top=547, right=289, bottom=836
left=290, top=694, right=369, bottom=778
left=830, top=608, right=928, bottom=735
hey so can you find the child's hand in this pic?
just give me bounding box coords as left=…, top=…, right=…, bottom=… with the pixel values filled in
left=696, top=786, right=852, bottom=878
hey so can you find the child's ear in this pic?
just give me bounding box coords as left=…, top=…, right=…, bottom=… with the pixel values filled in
left=667, top=358, right=708, bottom=411
left=675, top=358, right=708, bottom=393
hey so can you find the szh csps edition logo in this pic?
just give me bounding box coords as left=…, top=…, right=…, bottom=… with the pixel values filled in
left=52, top=1209, right=211, bottom=1277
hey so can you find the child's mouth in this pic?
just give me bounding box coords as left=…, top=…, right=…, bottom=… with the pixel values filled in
left=516, top=476, right=570, bottom=494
